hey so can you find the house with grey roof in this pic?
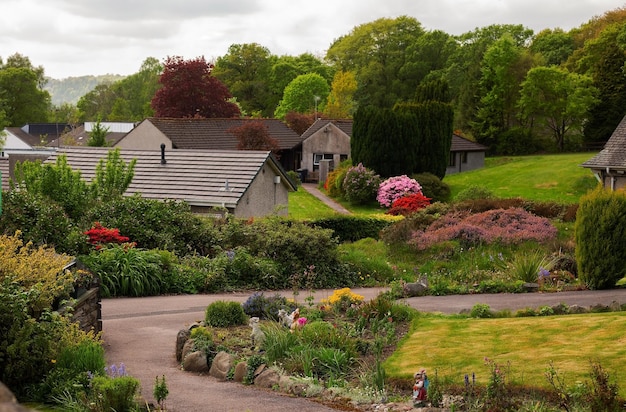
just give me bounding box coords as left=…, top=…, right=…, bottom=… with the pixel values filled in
left=45, top=146, right=297, bottom=218
left=298, top=119, right=352, bottom=183
left=581, top=115, right=626, bottom=190
left=446, top=134, right=489, bottom=175
left=115, top=117, right=303, bottom=172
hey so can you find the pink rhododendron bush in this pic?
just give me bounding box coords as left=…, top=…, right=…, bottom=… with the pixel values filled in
left=410, top=208, right=557, bottom=250
left=377, top=175, right=423, bottom=207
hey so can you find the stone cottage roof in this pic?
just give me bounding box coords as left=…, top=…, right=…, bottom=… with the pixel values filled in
left=581, top=115, right=626, bottom=170
left=45, top=146, right=295, bottom=209
left=137, top=117, right=302, bottom=151
left=301, top=119, right=353, bottom=140
left=450, top=134, right=488, bottom=152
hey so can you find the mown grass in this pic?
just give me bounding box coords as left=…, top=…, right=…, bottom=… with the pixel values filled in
left=444, top=153, right=600, bottom=203
left=385, top=312, right=626, bottom=396
left=288, top=187, right=340, bottom=220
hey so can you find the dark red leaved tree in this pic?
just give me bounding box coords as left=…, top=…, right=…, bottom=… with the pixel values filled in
left=151, top=56, right=241, bottom=118
left=285, top=111, right=315, bottom=135
left=229, top=120, right=281, bottom=156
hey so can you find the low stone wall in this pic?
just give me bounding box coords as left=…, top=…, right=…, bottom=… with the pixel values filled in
left=61, top=288, right=102, bottom=333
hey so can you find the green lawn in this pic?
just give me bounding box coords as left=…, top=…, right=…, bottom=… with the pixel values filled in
left=385, top=312, right=626, bottom=396
left=444, top=152, right=600, bottom=204
left=288, top=187, right=340, bottom=220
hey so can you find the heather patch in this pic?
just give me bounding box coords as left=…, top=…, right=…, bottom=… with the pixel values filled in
left=410, top=208, right=557, bottom=250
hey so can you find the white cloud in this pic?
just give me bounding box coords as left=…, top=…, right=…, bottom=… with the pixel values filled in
left=0, top=0, right=623, bottom=78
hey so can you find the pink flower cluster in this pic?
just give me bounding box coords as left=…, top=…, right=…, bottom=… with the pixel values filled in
left=377, top=175, right=423, bottom=207
left=410, top=208, right=557, bottom=250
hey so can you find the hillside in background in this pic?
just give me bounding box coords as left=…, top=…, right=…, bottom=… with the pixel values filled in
left=44, top=74, right=126, bottom=105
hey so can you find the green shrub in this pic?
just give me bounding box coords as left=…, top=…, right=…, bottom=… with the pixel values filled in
left=310, top=216, right=392, bottom=242
left=470, top=303, right=493, bottom=318
left=380, top=203, right=449, bottom=244
left=86, top=194, right=219, bottom=257
left=338, top=238, right=395, bottom=284
left=190, top=327, right=216, bottom=366
left=79, top=245, right=165, bottom=297
left=244, top=354, right=267, bottom=384
left=205, top=301, right=247, bottom=327
left=286, top=170, right=301, bottom=187
left=260, top=323, right=299, bottom=364
left=455, top=185, right=495, bottom=202
left=300, top=321, right=356, bottom=358
left=242, top=292, right=295, bottom=320
left=56, top=339, right=106, bottom=375
left=0, top=190, right=84, bottom=255
left=89, top=375, right=140, bottom=412
left=412, top=172, right=451, bottom=203
left=575, top=188, right=626, bottom=289
left=510, top=250, right=557, bottom=283
left=0, top=279, right=74, bottom=398
left=242, top=218, right=345, bottom=288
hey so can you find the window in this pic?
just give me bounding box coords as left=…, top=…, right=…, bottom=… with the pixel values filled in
left=461, top=152, right=468, bottom=163
left=448, top=153, right=456, bottom=167
left=313, top=153, right=334, bottom=170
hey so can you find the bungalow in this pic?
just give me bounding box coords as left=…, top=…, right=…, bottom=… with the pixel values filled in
left=115, top=117, right=302, bottom=172
left=446, top=134, right=489, bottom=175
left=298, top=119, right=352, bottom=183
left=45, top=146, right=297, bottom=218
left=581, top=114, right=626, bottom=190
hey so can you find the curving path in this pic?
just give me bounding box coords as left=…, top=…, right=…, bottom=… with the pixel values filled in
left=101, top=288, right=626, bottom=411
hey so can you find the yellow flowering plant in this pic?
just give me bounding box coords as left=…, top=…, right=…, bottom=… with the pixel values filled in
left=320, top=287, right=364, bottom=312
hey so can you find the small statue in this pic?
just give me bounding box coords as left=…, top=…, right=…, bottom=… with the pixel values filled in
left=277, top=308, right=294, bottom=328
left=412, top=369, right=428, bottom=407
left=249, top=317, right=265, bottom=350
left=289, top=307, right=307, bottom=331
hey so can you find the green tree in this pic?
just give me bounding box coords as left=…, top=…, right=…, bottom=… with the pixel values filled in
left=274, top=73, right=329, bottom=119
left=87, top=118, right=110, bottom=147
left=577, top=24, right=626, bottom=146
left=326, top=16, right=425, bottom=108
left=518, top=66, right=598, bottom=151
left=151, top=56, right=240, bottom=118
left=0, top=67, right=50, bottom=126
left=12, top=155, right=91, bottom=221
left=91, top=148, right=137, bottom=202
left=324, top=70, right=357, bottom=118
left=213, top=43, right=275, bottom=117
left=445, top=24, right=533, bottom=134
left=401, top=30, right=458, bottom=90
left=530, top=28, right=575, bottom=66
left=77, top=83, right=117, bottom=121
left=472, top=33, right=530, bottom=149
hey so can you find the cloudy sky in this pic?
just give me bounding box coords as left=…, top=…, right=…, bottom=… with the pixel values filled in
left=1, top=0, right=624, bottom=79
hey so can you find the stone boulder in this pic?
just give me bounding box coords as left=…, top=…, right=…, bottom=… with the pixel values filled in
left=181, top=339, right=195, bottom=364
left=254, top=368, right=280, bottom=388
left=175, top=329, right=191, bottom=362
left=182, top=351, right=209, bottom=373
left=209, top=351, right=234, bottom=381
left=233, top=361, right=247, bottom=383
left=0, top=382, right=32, bottom=411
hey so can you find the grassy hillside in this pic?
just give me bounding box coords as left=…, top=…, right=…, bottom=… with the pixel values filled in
left=443, top=152, right=600, bottom=204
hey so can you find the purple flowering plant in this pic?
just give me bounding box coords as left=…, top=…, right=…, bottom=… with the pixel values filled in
left=342, top=163, right=382, bottom=205
left=377, top=175, right=423, bottom=208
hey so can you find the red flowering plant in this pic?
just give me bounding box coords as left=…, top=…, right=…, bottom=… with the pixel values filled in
left=387, top=193, right=431, bottom=216
left=84, top=222, right=132, bottom=250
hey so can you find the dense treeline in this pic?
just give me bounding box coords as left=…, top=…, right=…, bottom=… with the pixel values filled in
left=2, top=6, right=626, bottom=155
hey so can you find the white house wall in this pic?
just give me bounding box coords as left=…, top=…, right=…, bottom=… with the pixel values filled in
left=301, top=125, right=350, bottom=172
left=234, top=162, right=289, bottom=218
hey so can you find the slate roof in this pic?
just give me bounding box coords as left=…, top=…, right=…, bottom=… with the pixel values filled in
left=581, top=115, right=626, bottom=170
left=450, top=134, right=488, bottom=152
left=45, top=147, right=295, bottom=209
left=301, top=119, right=353, bottom=140
left=139, top=117, right=302, bottom=150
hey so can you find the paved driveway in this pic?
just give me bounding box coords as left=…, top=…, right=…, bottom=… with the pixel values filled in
left=101, top=288, right=626, bottom=411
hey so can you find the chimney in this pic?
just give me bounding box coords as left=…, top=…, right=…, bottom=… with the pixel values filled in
left=160, top=143, right=167, bottom=165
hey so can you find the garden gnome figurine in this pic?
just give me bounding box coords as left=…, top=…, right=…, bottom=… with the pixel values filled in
left=413, top=369, right=428, bottom=406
